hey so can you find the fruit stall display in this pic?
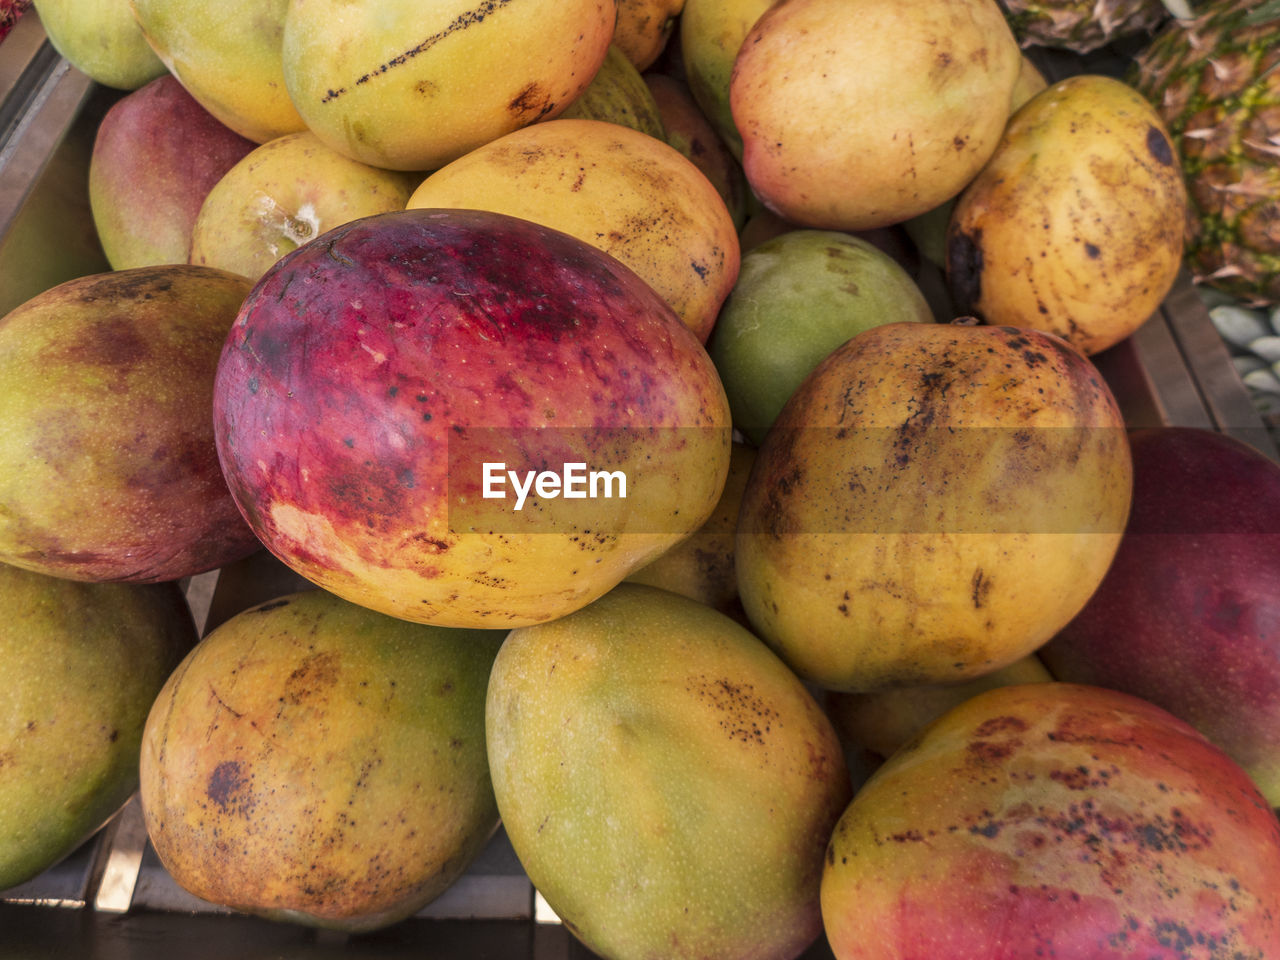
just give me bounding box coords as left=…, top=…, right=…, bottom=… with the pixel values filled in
left=2, top=1, right=1280, bottom=958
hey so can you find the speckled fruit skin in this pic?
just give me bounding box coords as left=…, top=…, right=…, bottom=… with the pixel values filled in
left=406, top=118, right=739, bottom=344
left=735, top=321, right=1132, bottom=692
left=281, top=0, right=615, bottom=171
left=1041, top=427, right=1280, bottom=806
left=559, top=44, right=665, bottom=139
left=190, top=131, right=418, bottom=282
left=947, top=74, right=1187, bottom=356
left=89, top=75, right=256, bottom=270
left=644, top=72, right=750, bottom=231
left=140, top=589, right=503, bottom=931
left=486, top=583, right=852, bottom=960
left=731, top=0, right=1020, bottom=230
left=213, top=208, right=732, bottom=628
left=625, top=441, right=756, bottom=619
left=612, top=0, right=683, bottom=71
left=0, top=565, right=195, bottom=890
left=0, top=266, right=261, bottom=583
left=129, top=0, right=306, bottom=143
left=821, top=682, right=1280, bottom=958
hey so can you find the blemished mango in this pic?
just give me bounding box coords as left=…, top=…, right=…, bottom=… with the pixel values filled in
left=406, top=119, right=739, bottom=344
left=736, top=321, right=1132, bottom=692
left=140, top=589, right=504, bottom=931
left=947, top=74, right=1188, bottom=355
left=281, top=0, right=615, bottom=171
left=486, top=583, right=851, bottom=960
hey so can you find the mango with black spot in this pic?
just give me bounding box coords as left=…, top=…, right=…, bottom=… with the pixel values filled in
left=735, top=320, right=1132, bottom=693
left=946, top=74, right=1187, bottom=355
left=486, top=582, right=851, bottom=960
left=282, top=0, right=615, bottom=171
left=139, top=589, right=504, bottom=931
left=822, top=683, right=1280, bottom=958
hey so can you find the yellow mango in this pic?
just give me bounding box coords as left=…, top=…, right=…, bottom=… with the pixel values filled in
left=406, top=118, right=740, bottom=343
left=736, top=321, right=1132, bottom=693
left=129, top=0, right=306, bottom=143
left=947, top=74, right=1188, bottom=355
left=730, top=0, right=1021, bottom=230
left=487, top=583, right=850, bottom=960
left=140, top=590, right=504, bottom=930
left=282, top=0, right=615, bottom=171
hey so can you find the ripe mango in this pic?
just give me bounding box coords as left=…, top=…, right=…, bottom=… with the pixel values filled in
left=0, top=266, right=261, bottom=582
left=282, top=0, right=615, bottom=170
left=129, top=0, right=306, bottom=143
left=406, top=119, right=739, bottom=343
left=736, top=321, right=1132, bottom=692
left=487, top=583, right=851, bottom=960
left=0, top=564, right=195, bottom=890
left=822, top=683, right=1280, bottom=957
left=731, top=0, right=1021, bottom=230
left=947, top=74, right=1187, bottom=355
left=140, top=589, right=504, bottom=931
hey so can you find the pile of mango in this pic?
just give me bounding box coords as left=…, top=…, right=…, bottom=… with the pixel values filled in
left=5, top=0, right=1280, bottom=957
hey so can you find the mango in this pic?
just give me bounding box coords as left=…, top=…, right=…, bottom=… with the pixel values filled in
left=0, top=564, right=195, bottom=890
left=731, top=0, right=1021, bottom=230
left=822, top=683, right=1280, bottom=958
left=736, top=321, right=1132, bottom=692
left=0, top=266, right=261, bottom=582
left=33, top=0, right=165, bottom=90
left=612, top=0, right=683, bottom=71
left=406, top=119, right=739, bottom=343
left=625, top=441, right=756, bottom=619
left=213, top=208, right=732, bottom=628
left=281, top=0, right=615, bottom=171
left=486, top=583, right=851, bottom=960
left=679, top=0, right=777, bottom=159
left=140, top=589, right=504, bottom=931
left=947, top=74, right=1188, bottom=355
left=189, top=131, right=418, bottom=282
left=129, top=0, right=306, bottom=143
left=561, top=44, right=665, bottom=140
left=89, top=75, right=256, bottom=270
left=708, top=229, right=935, bottom=445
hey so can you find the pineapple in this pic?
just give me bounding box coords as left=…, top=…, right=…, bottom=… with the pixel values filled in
left=1133, top=0, right=1280, bottom=306
left=999, top=0, right=1182, bottom=53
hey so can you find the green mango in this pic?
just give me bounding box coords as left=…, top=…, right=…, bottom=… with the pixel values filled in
left=487, top=583, right=851, bottom=960
left=0, top=564, right=195, bottom=890
left=708, top=228, right=933, bottom=445
left=32, top=0, right=166, bottom=90
left=561, top=44, right=665, bottom=139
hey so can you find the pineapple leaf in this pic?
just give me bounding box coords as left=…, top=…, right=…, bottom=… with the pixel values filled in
left=1242, top=0, right=1280, bottom=28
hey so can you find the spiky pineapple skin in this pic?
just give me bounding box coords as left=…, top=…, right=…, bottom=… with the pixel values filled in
left=1133, top=0, right=1280, bottom=306
left=1002, top=0, right=1173, bottom=53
